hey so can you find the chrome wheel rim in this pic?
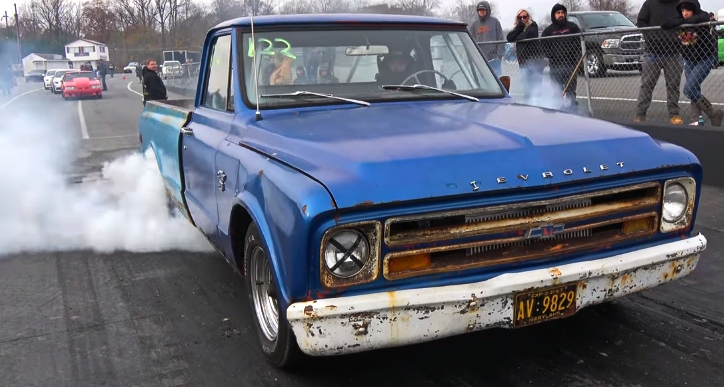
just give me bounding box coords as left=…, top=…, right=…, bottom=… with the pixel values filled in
left=249, top=246, right=279, bottom=342
left=586, top=53, right=600, bottom=75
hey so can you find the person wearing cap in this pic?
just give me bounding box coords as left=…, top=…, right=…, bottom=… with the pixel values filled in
left=661, top=0, right=722, bottom=126
left=317, top=65, right=339, bottom=84
left=468, top=1, right=504, bottom=76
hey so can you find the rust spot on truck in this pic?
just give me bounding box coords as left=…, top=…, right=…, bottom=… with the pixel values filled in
left=355, top=200, right=374, bottom=207
left=257, top=170, right=264, bottom=178
left=458, top=294, right=480, bottom=314
left=301, top=205, right=307, bottom=215
left=325, top=305, right=338, bottom=311
left=303, top=305, right=318, bottom=319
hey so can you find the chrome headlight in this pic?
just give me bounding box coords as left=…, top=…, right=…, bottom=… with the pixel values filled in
left=320, top=221, right=381, bottom=288
left=660, top=177, right=696, bottom=233
left=323, top=229, right=369, bottom=278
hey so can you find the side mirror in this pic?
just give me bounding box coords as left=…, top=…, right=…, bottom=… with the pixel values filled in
left=499, top=75, right=511, bottom=92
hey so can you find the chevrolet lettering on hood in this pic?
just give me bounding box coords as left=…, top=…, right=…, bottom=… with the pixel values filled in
left=478, top=162, right=627, bottom=189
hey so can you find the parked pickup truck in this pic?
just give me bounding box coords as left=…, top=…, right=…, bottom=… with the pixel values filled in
left=138, top=13, right=707, bottom=368
left=567, top=11, right=645, bottom=77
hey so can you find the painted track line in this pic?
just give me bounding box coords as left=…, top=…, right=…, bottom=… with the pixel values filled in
left=127, top=81, right=142, bottom=97
left=78, top=100, right=89, bottom=139
left=0, top=87, right=43, bottom=110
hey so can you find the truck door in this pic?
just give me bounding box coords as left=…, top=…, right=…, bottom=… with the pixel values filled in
left=182, top=32, right=234, bottom=245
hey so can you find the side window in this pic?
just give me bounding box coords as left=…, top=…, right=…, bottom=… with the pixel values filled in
left=430, top=34, right=479, bottom=90
left=203, top=34, right=232, bottom=111
left=568, top=16, right=581, bottom=28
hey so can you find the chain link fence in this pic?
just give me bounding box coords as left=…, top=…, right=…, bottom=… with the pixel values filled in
left=480, top=20, right=724, bottom=126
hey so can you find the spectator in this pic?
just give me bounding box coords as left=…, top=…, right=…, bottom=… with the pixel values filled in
left=269, top=53, right=293, bottom=85
left=97, top=59, right=108, bottom=91
left=506, top=8, right=544, bottom=101
left=661, top=0, right=722, bottom=126
left=141, top=59, right=167, bottom=106
left=634, top=0, right=683, bottom=124
left=709, top=12, right=715, bottom=21
left=0, top=64, right=13, bottom=95
left=469, top=1, right=505, bottom=76
left=317, top=65, right=339, bottom=84
left=541, top=3, right=582, bottom=112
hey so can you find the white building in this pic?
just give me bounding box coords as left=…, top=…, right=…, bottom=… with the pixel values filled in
left=21, top=53, right=71, bottom=75
left=65, top=39, right=110, bottom=68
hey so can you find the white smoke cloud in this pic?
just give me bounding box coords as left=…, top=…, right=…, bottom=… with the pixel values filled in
left=0, top=110, right=213, bottom=256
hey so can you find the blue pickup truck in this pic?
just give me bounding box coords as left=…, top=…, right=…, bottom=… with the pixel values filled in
left=138, top=13, right=708, bottom=367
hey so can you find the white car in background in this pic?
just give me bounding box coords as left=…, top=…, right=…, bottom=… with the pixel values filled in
left=43, top=70, right=61, bottom=90
left=51, top=69, right=71, bottom=94
left=123, top=62, right=139, bottom=73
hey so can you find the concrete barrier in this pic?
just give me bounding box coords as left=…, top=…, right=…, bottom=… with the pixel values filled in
left=617, top=121, right=724, bottom=188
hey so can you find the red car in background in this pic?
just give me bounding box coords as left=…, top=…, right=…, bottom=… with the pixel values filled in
left=61, top=71, right=102, bottom=100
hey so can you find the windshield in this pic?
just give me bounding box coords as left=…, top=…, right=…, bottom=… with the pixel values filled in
left=241, top=28, right=503, bottom=108
left=65, top=72, right=96, bottom=80
left=46, top=71, right=56, bottom=77
left=54, top=70, right=69, bottom=78
left=165, top=61, right=181, bottom=66
left=581, top=13, right=635, bottom=28
left=30, top=70, right=45, bottom=74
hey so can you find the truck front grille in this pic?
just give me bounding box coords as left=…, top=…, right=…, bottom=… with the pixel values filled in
left=382, top=182, right=661, bottom=280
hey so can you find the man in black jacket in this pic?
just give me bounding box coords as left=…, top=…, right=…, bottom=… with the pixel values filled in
left=541, top=3, right=582, bottom=112
left=634, top=0, right=683, bottom=124
left=142, top=59, right=167, bottom=106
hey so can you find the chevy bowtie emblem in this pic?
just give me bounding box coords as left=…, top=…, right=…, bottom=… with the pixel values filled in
left=526, top=224, right=565, bottom=239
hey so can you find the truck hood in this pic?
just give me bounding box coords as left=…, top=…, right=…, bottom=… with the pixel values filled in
left=240, top=101, right=693, bottom=209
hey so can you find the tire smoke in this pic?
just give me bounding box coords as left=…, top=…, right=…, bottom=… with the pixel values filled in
left=0, top=111, right=213, bottom=256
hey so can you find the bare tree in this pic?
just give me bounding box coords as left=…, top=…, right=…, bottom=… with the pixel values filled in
left=438, top=0, right=477, bottom=23
left=562, top=0, right=585, bottom=12
left=397, top=0, right=441, bottom=16
left=588, top=0, right=635, bottom=15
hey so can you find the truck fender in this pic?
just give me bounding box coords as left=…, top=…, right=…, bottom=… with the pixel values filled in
left=228, top=193, right=293, bottom=309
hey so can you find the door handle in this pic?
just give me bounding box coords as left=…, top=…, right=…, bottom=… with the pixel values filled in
left=180, top=127, right=193, bottom=136
left=217, top=170, right=227, bottom=192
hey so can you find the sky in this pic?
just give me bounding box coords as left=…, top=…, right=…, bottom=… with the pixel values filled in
left=0, top=0, right=722, bottom=31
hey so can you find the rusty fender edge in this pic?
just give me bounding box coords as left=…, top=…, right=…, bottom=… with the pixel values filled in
left=287, top=234, right=707, bottom=356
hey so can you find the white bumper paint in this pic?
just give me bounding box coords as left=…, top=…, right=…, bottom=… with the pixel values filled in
left=287, top=234, right=707, bottom=356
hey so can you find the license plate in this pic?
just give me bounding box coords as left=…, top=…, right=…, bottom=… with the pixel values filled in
left=513, top=283, right=577, bottom=328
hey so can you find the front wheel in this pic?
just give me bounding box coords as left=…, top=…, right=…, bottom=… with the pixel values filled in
left=243, top=223, right=303, bottom=368
left=585, top=51, right=607, bottom=78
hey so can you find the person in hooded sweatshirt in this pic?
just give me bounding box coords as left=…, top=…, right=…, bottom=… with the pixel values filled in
left=540, top=3, right=581, bottom=112
left=661, top=0, right=722, bottom=126
left=506, top=9, right=543, bottom=102
left=468, top=1, right=505, bottom=76
left=634, top=0, right=683, bottom=124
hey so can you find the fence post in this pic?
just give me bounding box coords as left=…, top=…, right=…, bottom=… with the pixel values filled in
left=579, top=34, right=594, bottom=117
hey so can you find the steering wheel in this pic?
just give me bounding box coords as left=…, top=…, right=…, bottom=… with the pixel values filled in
left=401, top=69, right=450, bottom=86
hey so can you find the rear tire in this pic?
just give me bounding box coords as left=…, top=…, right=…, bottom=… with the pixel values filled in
left=243, top=223, right=304, bottom=369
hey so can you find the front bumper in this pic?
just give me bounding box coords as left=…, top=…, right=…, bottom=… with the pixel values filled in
left=287, top=234, right=706, bottom=356
left=603, top=53, right=643, bottom=67
left=64, top=89, right=101, bottom=98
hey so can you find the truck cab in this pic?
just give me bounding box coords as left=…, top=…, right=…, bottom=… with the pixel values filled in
left=138, top=13, right=707, bottom=368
